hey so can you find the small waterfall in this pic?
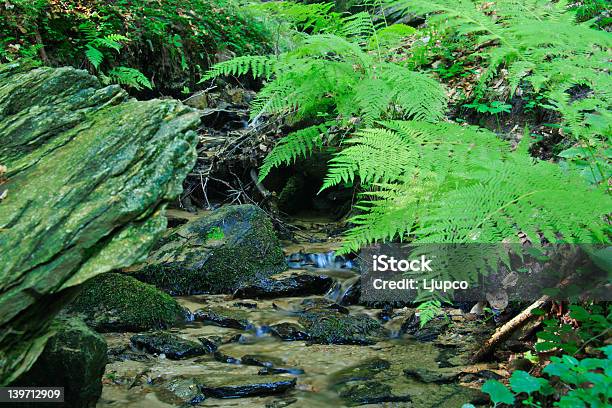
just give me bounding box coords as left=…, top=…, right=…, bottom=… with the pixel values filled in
left=287, top=251, right=353, bottom=270
left=325, top=275, right=360, bottom=305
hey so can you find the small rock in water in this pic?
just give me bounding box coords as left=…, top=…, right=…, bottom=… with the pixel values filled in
left=233, top=273, right=334, bottom=299
left=329, top=359, right=411, bottom=406
left=194, top=307, right=251, bottom=329
left=269, top=323, right=310, bottom=341
left=240, top=354, right=285, bottom=368
left=258, top=367, right=305, bottom=376
left=198, top=375, right=297, bottom=398
left=130, top=332, right=208, bottom=360
left=299, top=309, right=384, bottom=345
left=403, top=367, right=462, bottom=384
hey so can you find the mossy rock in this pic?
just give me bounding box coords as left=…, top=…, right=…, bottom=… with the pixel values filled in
left=13, top=316, right=107, bottom=408
left=68, top=273, right=186, bottom=332
left=0, top=65, right=198, bottom=384
left=299, top=309, right=384, bottom=345
left=130, top=205, right=286, bottom=295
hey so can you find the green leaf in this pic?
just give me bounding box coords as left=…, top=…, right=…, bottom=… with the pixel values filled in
left=482, top=380, right=515, bottom=405
left=509, top=370, right=546, bottom=395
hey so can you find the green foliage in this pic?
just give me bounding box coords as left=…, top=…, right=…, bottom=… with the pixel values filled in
left=391, top=0, right=611, bottom=182
left=535, top=304, right=611, bottom=354
left=482, top=378, right=515, bottom=406
left=464, top=100, right=512, bottom=115
left=483, top=348, right=611, bottom=407
left=203, top=7, right=445, bottom=181
left=0, top=0, right=271, bottom=93
left=325, top=122, right=610, bottom=253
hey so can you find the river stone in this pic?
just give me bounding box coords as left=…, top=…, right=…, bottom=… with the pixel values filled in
left=131, top=332, right=208, bottom=360
left=233, top=273, right=334, bottom=299
left=194, top=306, right=252, bottom=329
left=68, top=273, right=187, bottom=332
left=403, top=367, right=463, bottom=384
left=13, top=316, right=107, bottom=408
left=0, top=64, right=198, bottom=384
left=329, top=358, right=411, bottom=406
left=299, top=309, right=384, bottom=345
left=129, top=204, right=286, bottom=295
left=198, top=375, right=296, bottom=398
left=269, top=323, right=310, bottom=341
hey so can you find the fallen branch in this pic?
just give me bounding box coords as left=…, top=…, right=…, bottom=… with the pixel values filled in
left=470, top=295, right=550, bottom=363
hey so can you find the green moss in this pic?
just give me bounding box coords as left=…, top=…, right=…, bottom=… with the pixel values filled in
left=299, top=310, right=383, bottom=345
left=14, top=316, right=107, bottom=407
left=0, top=0, right=271, bottom=95
left=69, top=273, right=186, bottom=332
left=133, top=205, right=286, bottom=295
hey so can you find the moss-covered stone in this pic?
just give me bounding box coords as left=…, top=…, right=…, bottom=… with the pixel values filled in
left=299, top=309, right=384, bottom=345
left=0, top=64, right=198, bottom=384
left=13, top=316, right=107, bottom=408
left=68, top=273, right=186, bottom=332
left=130, top=205, right=286, bottom=295
left=131, top=332, right=207, bottom=359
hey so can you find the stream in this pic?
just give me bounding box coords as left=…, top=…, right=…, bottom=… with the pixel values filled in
left=97, top=231, right=496, bottom=407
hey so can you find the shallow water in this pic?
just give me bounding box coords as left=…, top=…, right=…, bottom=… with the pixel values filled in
left=98, top=240, right=494, bottom=407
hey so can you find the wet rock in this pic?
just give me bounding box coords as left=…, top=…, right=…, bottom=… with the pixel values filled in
left=401, top=314, right=449, bottom=342
left=107, top=345, right=150, bottom=363
left=269, top=323, right=310, bottom=341
left=68, top=273, right=187, bottom=332
left=194, top=307, right=252, bottom=329
left=130, top=205, right=286, bottom=295
left=197, top=337, right=220, bottom=353
left=213, top=351, right=242, bottom=365
left=301, top=298, right=349, bottom=314
left=338, top=278, right=361, bottom=305
left=159, top=377, right=206, bottom=405
left=258, top=367, right=305, bottom=375
left=330, top=358, right=391, bottom=384
left=338, top=381, right=412, bottom=406
left=13, top=317, right=107, bottom=408
left=299, top=309, right=383, bottom=345
left=461, top=370, right=503, bottom=382
left=198, top=375, right=297, bottom=398
left=330, top=359, right=410, bottom=406
left=240, top=354, right=285, bottom=368
left=130, top=332, right=208, bottom=360
left=0, top=64, right=198, bottom=383
left=403, top=367, right=462, bottom=384
left=233, top=301, right=258, bottom=309
left=234, top=273, right=334, bottom=299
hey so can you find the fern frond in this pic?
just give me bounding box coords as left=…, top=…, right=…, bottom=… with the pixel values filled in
left=337, top=121, right=610, bottom=251
left=85, top=45, right=104, bottom=69
left=258, top=124, right=327, bottom=181
left=200, top=56, right=276, bottom=82
left=106, top=67, right=152, bottom=90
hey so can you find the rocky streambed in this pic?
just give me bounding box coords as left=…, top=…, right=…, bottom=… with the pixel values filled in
left=96, top=239, right=496, bottom=407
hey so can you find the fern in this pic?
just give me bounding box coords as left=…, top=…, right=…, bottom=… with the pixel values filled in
left=104, top=67, right=153, bottom=90
left=85, top=45, right=104, bottom=69
left=391, top=0, right=611, bottom=181
left=199, top=56, right=276, bottom=81
left=334, top=122, right=610, bottom=253
left=258, top=124, right=327, bottom=181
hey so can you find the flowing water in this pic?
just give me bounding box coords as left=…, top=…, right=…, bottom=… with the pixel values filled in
left=97, top=238, right=496, bottom=407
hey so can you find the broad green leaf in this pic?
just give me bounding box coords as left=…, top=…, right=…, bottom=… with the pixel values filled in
left=482, top=380, right=515, bottom=405
left=509, top=370, right=545, bottom=395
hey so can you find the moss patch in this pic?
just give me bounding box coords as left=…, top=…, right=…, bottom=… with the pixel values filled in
left=68, top=273, right=186, bottom=332
left=132, top=205, right=287, bottom=295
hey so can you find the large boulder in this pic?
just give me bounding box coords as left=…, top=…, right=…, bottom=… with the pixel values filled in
left=0, top=64, right=198, bottom=384
left=68, top=273, right=187, bottom=332
left=130, top=205, right=286, bottom=294
left=14, top=316, right=107, bottom=408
